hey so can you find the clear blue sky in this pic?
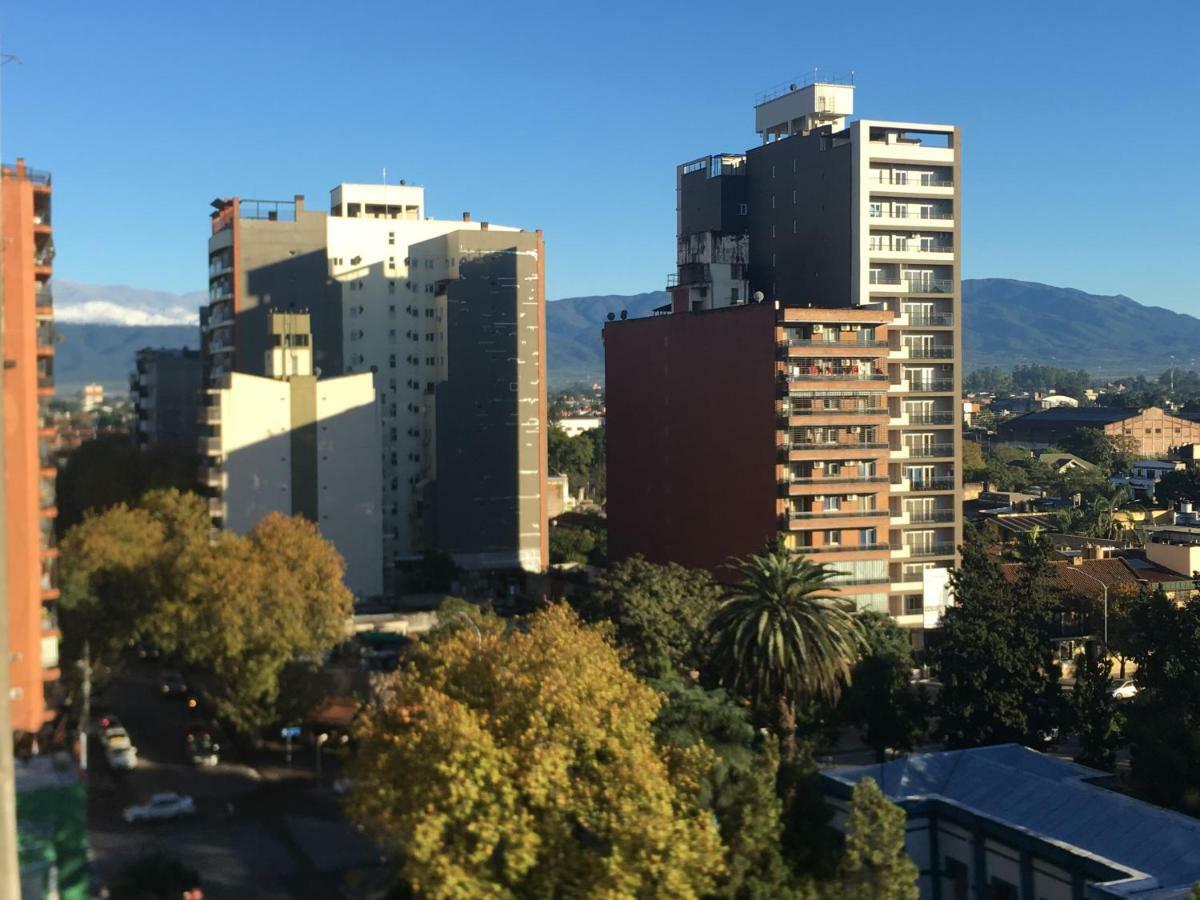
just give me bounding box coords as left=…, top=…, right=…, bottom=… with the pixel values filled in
left=3, top=1, right=1199, bottom=310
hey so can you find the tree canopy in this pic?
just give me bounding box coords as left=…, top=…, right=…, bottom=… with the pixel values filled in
left=58, top=490, right=353, bottom=734
left=347, top=604, right=725, bottom=898
left=932, top=529, right=1064, bottom=749
left=840, top=613, right=927, bottom=761
left=579, top=555, right=721, bottom=679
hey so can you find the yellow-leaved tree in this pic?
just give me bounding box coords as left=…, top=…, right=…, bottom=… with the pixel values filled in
left=348, top=604, right=725, bottom=898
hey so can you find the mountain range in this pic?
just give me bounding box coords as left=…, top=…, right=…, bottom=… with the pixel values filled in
left=47, top=278, right=1200, bottom=393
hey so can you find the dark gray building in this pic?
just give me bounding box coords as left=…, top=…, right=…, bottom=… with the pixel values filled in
left=132, top=347, right=202, bottom=452
left=203, top=196, right=341, bottom=386
left=414, top=228, right=548, bottom=572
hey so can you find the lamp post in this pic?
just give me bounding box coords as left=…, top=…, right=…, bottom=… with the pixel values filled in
left=314, top=732, right=329, bottom=779
left=1072, top=568, right=1109, bottom=657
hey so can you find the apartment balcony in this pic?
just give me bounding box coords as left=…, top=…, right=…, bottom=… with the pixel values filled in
left=868, top=208, right=954, bottom=228
left=783, top=367, right=889, bottom=383
left=867, top=173, right=954, bottom=196
left=779, top=403, right=888, bottom=426
left=904, top=444, right=955, bottom=459
left=867, top=244, right=954, bottom=262
left=891, top=345, right=954, bottom=361
left=35, top=286, right=53, bottom=313
left=785, top=508, right=887, bottom=523
left=890, top=511, right=909, bottom=526
left=905, top=476, right=958, bottom=493
left=795, top=543, right=890, bottom=556
left=906, top=510, right=957, bottom=524
left=780, top=339, right=890, bottom=355
left=894, top=311, right=954, bottom=328
left=36, top=321, right=56, bottom=356
left=197, top=406, right=221, bottom=425
left=783, top=444, right=890, bottom=463
left=207, top=497, right=225, bottom=518
left=903, top=412, right=956, bottom=426
left=199, top=465, right=224, bottom=488
left=906, top=380, right=955, bottom=394
left=868, top=274, right=955, bottom=295
left=199, top=436, right=222, bottom=455
left=892, top=542, right=956, bottom=559
left=784, top=476, right=889, bottom=497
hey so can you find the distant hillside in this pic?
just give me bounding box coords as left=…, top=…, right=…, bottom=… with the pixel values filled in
left=545, top=279, right=1200, bottom=387
left=50, top=278, right=1200, bottom=393
left=961, top=279, right=1200, bottom=375
left=55, top=323, right=197, bottom=394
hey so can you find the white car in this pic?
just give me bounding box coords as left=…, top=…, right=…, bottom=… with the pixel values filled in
left=1112, top=679, right=1138, bottom=700
left=122, top=793, right=195, bottom=824
left=105, top=744, right=138, bottom=770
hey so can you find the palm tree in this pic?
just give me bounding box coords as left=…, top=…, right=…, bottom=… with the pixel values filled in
left=1088, top=486, right=1141, bottom=542
left=707, top=537, right=864, bottom=762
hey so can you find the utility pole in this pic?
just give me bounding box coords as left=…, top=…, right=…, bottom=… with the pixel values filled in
left=78, top=641, right=91, bottom=772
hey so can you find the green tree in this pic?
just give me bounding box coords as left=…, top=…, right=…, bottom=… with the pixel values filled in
left=1058, top=428, right=1136, bottom=475
left=1070, top=650, right=1123, bottom=771
left=841, top=613, right=927, bottom=761
left=653, top=676, right=799, bottom=899
left=932, top=528, right=1064, bottom=748
left=1124, top=588, right=1200, bottom=813
left=1155, top=467, right=1200, bottom=505
left=836, top=777, right=918, bottom=900
left=580, top=555, right=721, bottom=679
left=706, top=538, right=864, bottom=763
left=55, top=433, right=197, bottom=533
left=347, top=604, right=725, bottom=898
left=155, top=512, right=354, bottom=734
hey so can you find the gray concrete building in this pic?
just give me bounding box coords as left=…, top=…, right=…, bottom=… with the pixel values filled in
left=131, top=347, right=202, bottom=452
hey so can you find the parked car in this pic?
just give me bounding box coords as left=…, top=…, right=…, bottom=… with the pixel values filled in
left=133, top=639, right=160, bottom=660
left=1112, top=679, right=1138, bottom=700
left=185, top=731, right=220, bottom=767
left=159, top=669, right=188, bottom=698
left=123, top=793, right=195, bottom=824
left=105, top=742, right=138, bottom=771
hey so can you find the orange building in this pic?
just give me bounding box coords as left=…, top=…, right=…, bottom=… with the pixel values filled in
left=2, top=159, right=60, bottom=735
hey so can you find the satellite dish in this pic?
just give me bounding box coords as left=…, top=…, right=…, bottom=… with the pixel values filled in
left=620, top=310, right=628, bottom=320
left=753, top=291, right=765, bottom=303
left=606, top=312, right=615, bottom=321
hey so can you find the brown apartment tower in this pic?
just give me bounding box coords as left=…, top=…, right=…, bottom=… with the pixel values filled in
left=605, top=80, right=962, bottom=640
left=1, top=160, right=60, bottom=734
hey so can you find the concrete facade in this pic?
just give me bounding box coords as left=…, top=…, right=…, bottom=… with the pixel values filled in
left=2, top=160, right=60, bottom=735
left=132, top=347, right=202, bottom=452
left=607, top=82, right=961, bottom=631
left=419, top=229, right=548, bottom=572
left=200, top=314, right=383, bottom=599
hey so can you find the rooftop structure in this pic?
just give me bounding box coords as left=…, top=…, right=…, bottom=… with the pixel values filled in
left=824, top=744, right=1200, bottom=897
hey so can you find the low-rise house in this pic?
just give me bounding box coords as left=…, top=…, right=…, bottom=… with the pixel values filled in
left=823, top=744, right=1200, bottom=899
left=1118, top=459, right=1185, bottom=500
left=1037, top=452, right=1096, bottom=475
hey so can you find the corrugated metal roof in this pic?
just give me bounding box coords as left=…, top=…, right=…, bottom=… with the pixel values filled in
left=827, top=744, right=1200, bottom=895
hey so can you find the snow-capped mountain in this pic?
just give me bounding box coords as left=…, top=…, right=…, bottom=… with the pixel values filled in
left=52, top=279, right=203, bottom=326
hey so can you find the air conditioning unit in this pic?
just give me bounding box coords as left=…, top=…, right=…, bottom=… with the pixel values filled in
left=812, top=324, right=824, bottom=333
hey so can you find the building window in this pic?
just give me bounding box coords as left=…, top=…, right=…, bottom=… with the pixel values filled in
left=388, top=232, right=395, bottom=245
left=905, top=595, right=923, bottom=614
left=988, top=878, right=1017, bottom=900
left=388, top=355, right=396, bottom=368
left=736, top=202, right=748, bottom=215
left=825, top=530, right=841, bottom=546
left=945, top=858, right=968, bottom=900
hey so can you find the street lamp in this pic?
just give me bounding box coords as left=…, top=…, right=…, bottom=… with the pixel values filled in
left=314, top=732, right=329, bottom=778
left=1071, top=567, right=1109, bottom=657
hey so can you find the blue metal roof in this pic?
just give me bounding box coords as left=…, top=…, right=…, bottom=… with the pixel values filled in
left=825, top=744, right=1200, bottom=896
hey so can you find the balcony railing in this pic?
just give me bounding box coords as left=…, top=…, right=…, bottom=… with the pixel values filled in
left=904, top=313, right=954, bottom=326
left=904, top=278, right=954, bottom=293
left=785, top=369, right=889, bottom=381
left=780, top=337, right=890, bottom=349
left=796, top=543, right=889, bottom=554
left=900, top=476, right=956, bottom=490
left=894, top=542, right=956, bottom=557
left=36, top=321, right=56, bottom=349
left=784, top=442, right=889, bottom=453
left=35, top=287, right=53, bottom=310
left=869, top=208, right=953, bottom=221
left=868, top=243, right=954, bottom=255
left=786, top=475, right=889, bottom=486
left=782, top=405, right=888, bottom=418
left=906, top=510, right=957, bottom=523
left=907, top=380, right=955, bottom=392
left=904, top=444, right=955, bottom=458
left=787, top=509, right=885, bottom=520
left=904, top=412, right=956, bottom=425
left=903, top=346, right=954, bottom=359
left=868, top=173, right=954, bottom=188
